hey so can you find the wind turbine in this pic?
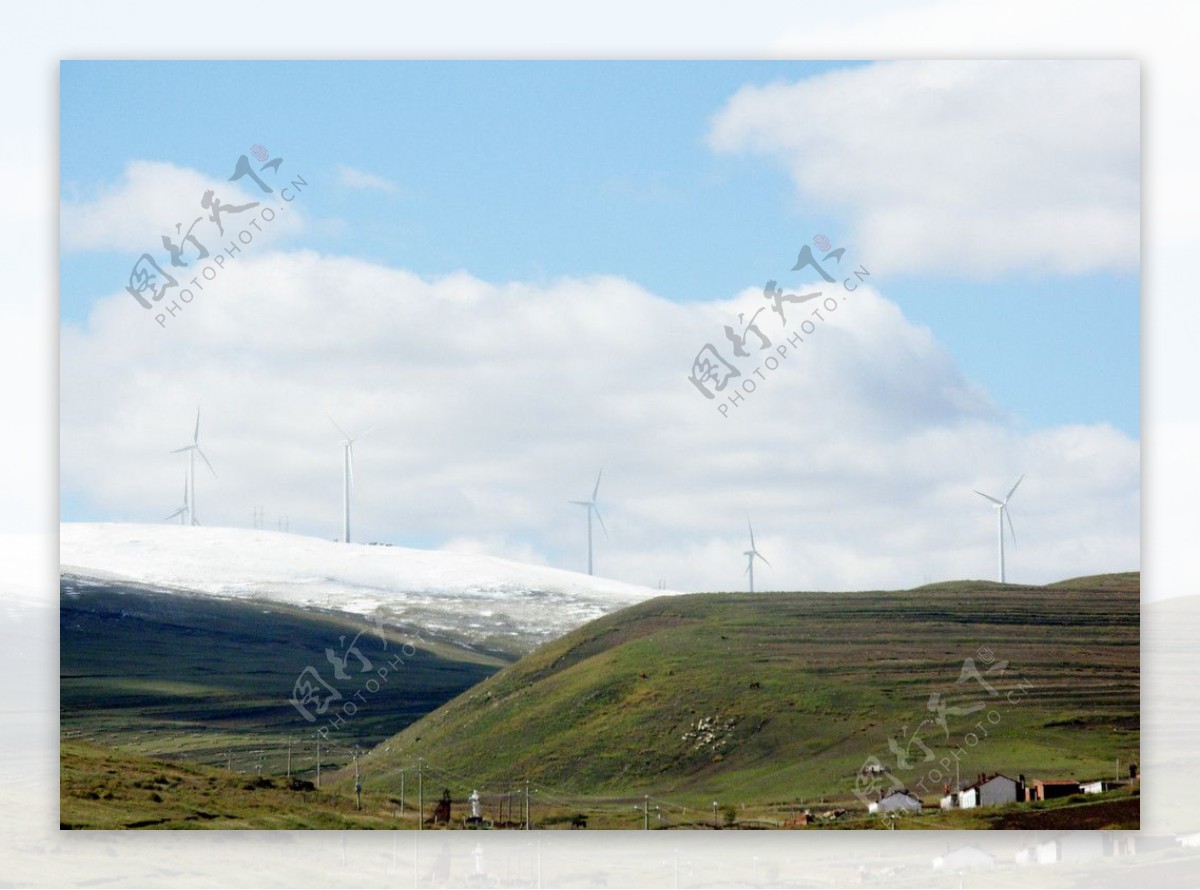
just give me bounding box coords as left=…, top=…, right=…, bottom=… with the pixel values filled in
left=973, top=475, right=1023, bottom=583
left=329, top=417, right=370, bottom=544
left=171, top=408, right=216, bottom=526
left=163, top=477, right=189, bottom=525
left=743, top=517, right=770, bottom=593
left=570, top=470, right=608, bottom=575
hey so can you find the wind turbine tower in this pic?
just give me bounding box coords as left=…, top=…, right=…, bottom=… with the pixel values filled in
left=330, top=418, right=369, bottom=544
left=973, top=475, right=1023, bottom=583
left=164, top=477, right=189, bottom=525
left=570, top=470, right=608, bottom=575
left=744, top=517, right=770, bottom=593
left=171, top=408, right=216, bottom=525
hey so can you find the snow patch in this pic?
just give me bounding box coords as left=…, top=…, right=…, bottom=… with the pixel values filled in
left=60, top=523, right=678, bottom=651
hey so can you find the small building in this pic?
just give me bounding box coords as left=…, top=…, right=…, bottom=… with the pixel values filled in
left=943, top=773, right=1022, bottom=809
left=977, top=773, right=1021, bottom=806
left=1031, top=779, right=1080, bottom=801
left=940, top=786, right=979, bottom=809
left=867, top=789, right=921, bottom=814
left=1079, top=779, right=1124, bottom=794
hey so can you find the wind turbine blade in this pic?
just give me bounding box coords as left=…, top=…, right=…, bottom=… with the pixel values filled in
left=973, top=490, right=1004, bottom=506
left=193, top=408, right=201, bottom=444
left=357, top=426, right=375, bottom=441
left=569, top=500, right=591, bottom=507
left=1005, top=508, right=1017, bottom=546
left=756, top=550, right=771, bottom=567
left=592, top=469, right=603, bottom=502
left=747, top=516, right=756, bottom=551
left=196, top=447, right=217, bottom=477
left=1005, top=475, right=1024, bottom=502
left=327, top=415, right=352, bottom=441
left=164, top=509, right=185, bottom=521
left=170, top=445, right=193, bottom=454
left=593, top=505, right=609, bottom=540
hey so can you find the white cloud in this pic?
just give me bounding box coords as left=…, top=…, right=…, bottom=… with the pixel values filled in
left=708, top=60, right=1139, bottom=277
left=60, top=249, right=1138, bottom=593
left=335, top=163, right=399, bottom=194
left=60, top=160, right=304, bottom=253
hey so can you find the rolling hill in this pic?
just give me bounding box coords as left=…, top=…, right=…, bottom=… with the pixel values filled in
left=349, top=574, right=1139, bottom=817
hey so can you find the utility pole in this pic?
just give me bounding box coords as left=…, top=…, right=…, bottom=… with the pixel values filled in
left=400, top=769, right=406, bottom=815
left=525, top=780, right=531, bottom=830
left=287, top=738, right=292, bottom=779
left=316, top=738, right=321, bottom=789
left=354, top=748, right=362, bottom=810
left=644, top=795, right=650, bottom=830
left=226, top=750, right=232, bottom=772
left=712, top=801, right=718, bottom=829
left=418, top=759, right=424, bottom=830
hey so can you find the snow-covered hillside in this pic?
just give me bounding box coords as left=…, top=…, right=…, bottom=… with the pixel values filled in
left=60, top=523, right=676, bottom=653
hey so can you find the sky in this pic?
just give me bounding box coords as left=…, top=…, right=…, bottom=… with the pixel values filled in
left=59, top=60, right=1140, bottom=592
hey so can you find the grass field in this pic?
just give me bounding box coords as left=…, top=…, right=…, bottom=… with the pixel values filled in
left=348, top=573, right=1138, bottom=824
left=59, top=739, right=408, bottom=829
left=60, top=573, right=1138, bottom=829
left=59, top=738, right=1138, bottom=830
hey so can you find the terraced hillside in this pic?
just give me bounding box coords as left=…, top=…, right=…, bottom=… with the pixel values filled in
left=352, top=574, right=1138, bottom=814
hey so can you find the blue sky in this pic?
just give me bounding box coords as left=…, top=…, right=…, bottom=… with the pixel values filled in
left=61, top=60, right=1138, bottom=437
left=59, top=61, right=1139, bottom=589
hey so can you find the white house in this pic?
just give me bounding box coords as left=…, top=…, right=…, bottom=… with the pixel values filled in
left=951, top=773, right=1020, bottom=809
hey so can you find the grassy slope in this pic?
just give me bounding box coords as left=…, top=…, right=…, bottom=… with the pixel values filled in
left=61, top=580, right=504, bottom=774
left=59, top=739, right=413, bottom=829
left=60, top=738, right=1137, bottom=830
left=354, top=574, right=1139, bottom=811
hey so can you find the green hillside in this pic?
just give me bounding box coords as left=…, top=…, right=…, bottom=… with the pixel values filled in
left=61, top=579, right=504, bottom=774
left=349, top=574, right=1139, bottom=815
